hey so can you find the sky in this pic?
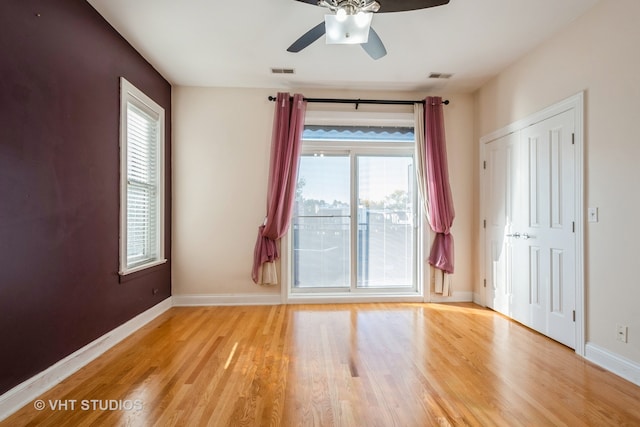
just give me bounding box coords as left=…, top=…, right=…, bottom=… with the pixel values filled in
left=297, top=155, right=414, bottom=204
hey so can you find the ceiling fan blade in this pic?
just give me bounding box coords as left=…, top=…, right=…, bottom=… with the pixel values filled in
left=361, top=27, right=387, bottom=60
left=378, top=0, right=449, bottom=13
left=291, top=0, right=450, bottom=13
left=287, top=22, right=327, bottom=53
left=293, top=0, right=320, bottom=5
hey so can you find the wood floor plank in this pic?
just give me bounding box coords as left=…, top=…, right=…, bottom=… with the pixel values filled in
left=2, top=303, right=640, bottom=426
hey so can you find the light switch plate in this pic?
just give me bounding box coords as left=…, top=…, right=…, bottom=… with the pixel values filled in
left=588, top=207, right=598, bottom=223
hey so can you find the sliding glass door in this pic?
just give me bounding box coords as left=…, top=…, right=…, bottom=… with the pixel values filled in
left=357, top=156, right=415, bottom=288
left=292, top=154, right=351, bottom=288
left=291, top=129, right=417, bottom=295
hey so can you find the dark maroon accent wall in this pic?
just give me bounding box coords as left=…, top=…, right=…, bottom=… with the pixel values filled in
left=0, top=1, right=171, bottom=395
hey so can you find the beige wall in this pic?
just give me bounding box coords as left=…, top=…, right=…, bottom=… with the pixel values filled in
left=172, top=87, right=277, bottom=297
left=474, top=0, right=640, bottom=364
left=172, top=87, right=475, bottom=300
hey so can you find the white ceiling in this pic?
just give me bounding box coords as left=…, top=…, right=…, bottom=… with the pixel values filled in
left=87, top=0, right=600, bottom=93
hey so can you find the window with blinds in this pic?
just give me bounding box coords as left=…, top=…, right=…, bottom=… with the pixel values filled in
left=119, top=78, right=166, bottom=275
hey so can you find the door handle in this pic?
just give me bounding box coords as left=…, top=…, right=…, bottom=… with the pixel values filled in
left=506, top=232, right=536, bottom=239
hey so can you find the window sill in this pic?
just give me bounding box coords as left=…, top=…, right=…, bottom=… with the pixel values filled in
left=119, top=259, right=168, bottom=283
left=285, top=291, right=425, bottom=305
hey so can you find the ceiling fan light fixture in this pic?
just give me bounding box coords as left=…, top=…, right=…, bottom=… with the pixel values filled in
left=324, top=12, right=372, bottom=44
left=289, top=0, right=449, bottom=59
left=354, top=11, right=369, bottom=27
left=360, top=1, right=380, bottom=13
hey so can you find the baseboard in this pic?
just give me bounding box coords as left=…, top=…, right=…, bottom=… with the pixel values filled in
left=430, top=291, right=474, bottom=303
left=0, top=298, right=172, bottom=422
left=472, top=291, right=484, bottom=306
left=172, top=293, right=282, bottom=306
left=585, top=342, right=640, bottom=387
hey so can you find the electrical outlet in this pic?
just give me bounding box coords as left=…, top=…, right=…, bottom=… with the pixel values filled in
left=616, top=324, right=628, bottom=343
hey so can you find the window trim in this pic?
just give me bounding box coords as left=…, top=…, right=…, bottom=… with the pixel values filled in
left=119, top=77, right=166, bottom=276
left=287, top=114, right=426, bottom=300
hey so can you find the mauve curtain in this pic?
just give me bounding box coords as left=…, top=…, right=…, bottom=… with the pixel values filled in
left=414, top=96, right=455, bottom=295
left=252, top=92, right=307, bottom=285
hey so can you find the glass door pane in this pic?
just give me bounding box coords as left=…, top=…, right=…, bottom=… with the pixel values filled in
left=357, top=156, right=415, bottom=288
left=292, top=155, right=350, bottom=288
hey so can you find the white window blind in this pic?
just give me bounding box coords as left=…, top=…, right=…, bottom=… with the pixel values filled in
left=126, top=103, right=159, bottom=267
left=119, top=78, right=166, bottom=275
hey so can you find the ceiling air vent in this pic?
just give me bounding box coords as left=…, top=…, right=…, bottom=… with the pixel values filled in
left=428, top=72, right=453, bottom=79
left=271, top=67, right=296, bottom=75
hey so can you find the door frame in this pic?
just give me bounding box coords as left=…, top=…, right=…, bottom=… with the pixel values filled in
left=281, top=110, right=429, bottom=305
left=479, top=92, right=585, bottom=356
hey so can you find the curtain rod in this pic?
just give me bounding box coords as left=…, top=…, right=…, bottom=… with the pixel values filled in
left=267, top=95, right=449, bottom=109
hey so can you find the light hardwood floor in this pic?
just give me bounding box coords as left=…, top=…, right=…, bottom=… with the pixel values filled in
left=3, top=303, right=640, bottom=426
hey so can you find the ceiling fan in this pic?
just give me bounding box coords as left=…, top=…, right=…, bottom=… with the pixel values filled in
left=287, top=0, right=450, bottom=60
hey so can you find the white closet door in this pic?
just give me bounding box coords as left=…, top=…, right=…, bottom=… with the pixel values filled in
left=484, top=109, right=576, bottom=349
left=484, top=132, right=518, bottom=317
left=520, top=110, right=576, bottom=348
